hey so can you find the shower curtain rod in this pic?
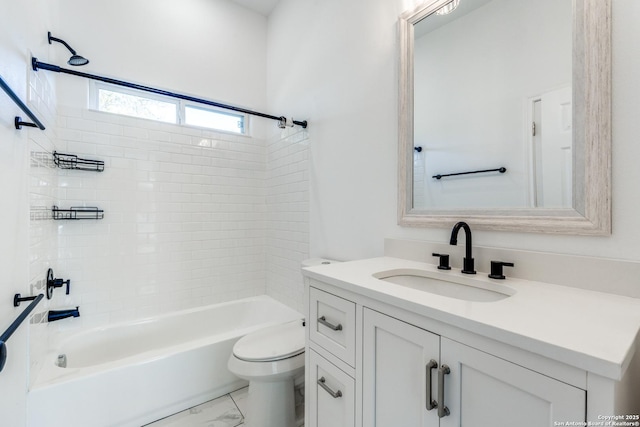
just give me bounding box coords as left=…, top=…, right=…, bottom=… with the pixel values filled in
left=31, top=58, right=308, bottom=129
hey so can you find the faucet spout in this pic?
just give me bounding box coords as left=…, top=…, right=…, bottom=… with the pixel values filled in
left=47, top=307, right=80, bottom=322
left=450, top=222, right=476, bottom=274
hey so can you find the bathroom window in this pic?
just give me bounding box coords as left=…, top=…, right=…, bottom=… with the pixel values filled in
left=184, top=105, right=244, bottom=134
left=90, top=82, right=248, bottom=135
left=96, top=86, right=178, bottom=124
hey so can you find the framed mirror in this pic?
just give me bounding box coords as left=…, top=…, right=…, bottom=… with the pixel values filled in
left=398, top=0, right=611, bottom=235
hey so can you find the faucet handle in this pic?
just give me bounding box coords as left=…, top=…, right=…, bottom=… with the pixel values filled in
left=46, top=268, right=71, bottom=299
left=432, top=253, right=451, bottom=270
left=488, top=261, right=514, bottom=280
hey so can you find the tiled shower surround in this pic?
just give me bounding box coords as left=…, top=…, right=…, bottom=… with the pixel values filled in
left=265, top=127, right=309, bottom=313
left=26, top=67, right=62, bottom=384
left=30, top=105, right=309, bottom=333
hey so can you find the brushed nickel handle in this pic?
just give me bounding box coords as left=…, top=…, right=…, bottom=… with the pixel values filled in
left=318, top=315, right=342, bottom=331
left=426, top=359, right=438, bottom=410
left=438, top=365, right=451, bottom=418
left=318, top=376, right=342, bottom=398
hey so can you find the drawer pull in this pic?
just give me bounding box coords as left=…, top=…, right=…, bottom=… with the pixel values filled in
left=426, top=359, right=438, bottom=410
left=318, top=376, right=343, bottom=398
left=318, top=315, right=343, bottom=331
left=438, top=365, right=451, bottom=418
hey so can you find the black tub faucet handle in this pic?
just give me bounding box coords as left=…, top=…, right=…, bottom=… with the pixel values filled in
left=46, top=268, right=71, bottom=299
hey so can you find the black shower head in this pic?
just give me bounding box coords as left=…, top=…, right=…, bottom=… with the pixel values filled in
left=48, top=31, right=90, bottom=66
left=68, top=54, right=89, bottom=66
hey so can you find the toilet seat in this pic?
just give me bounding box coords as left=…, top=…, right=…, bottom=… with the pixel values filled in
left=233, top=320, right=305, bottom=362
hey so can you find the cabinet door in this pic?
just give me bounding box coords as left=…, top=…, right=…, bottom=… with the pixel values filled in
left=440, top=337, right=586, bottom=427
left=363, top=308, right=440, bottom=427
left=308, top=350, right=355, bottom=427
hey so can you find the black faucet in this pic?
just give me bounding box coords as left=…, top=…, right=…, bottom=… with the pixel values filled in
left=449, top=221, right=476, bottom=274
left=48, top=307, right=80, bottom=322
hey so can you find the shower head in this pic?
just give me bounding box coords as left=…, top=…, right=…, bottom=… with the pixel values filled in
left=47, top=31, right=90, bottom=66
left=68, top=54, right=89, bottom=66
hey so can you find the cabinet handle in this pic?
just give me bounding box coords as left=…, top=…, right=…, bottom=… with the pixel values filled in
left=426, top=359, right=438, bottom=410
left=318, top=376, right=343, bottom=398
left=318, top=315, right=343, bottom=331
left=437, top=365, right=451, bottom=418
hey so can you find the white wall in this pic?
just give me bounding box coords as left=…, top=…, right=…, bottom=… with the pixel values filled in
left=0, top=0, right=55, bottom=424
left=413, top=0, right=571, bottom=209
left=268, top=0, right=640, bottom=296
left=267, top=0, right=401, bottom=264
left=54, top=0, right=268, bottom=124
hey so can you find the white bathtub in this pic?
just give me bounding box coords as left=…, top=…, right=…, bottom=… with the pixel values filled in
left=28, top=295, right=303, bottom=427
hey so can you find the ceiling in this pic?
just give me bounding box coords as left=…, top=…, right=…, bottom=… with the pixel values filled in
left=230, top=0, right=280, bottom=16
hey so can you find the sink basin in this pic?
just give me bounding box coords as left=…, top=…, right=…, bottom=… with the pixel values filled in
left=373, top=269, right=514, bottom=302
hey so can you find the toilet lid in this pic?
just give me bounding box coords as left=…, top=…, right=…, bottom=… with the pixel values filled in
left=233, top=320, right=305, bottom=362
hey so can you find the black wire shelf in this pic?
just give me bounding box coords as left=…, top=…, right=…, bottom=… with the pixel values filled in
left=53, top=151, right=104, bottom=172
left=52, top=206, right=104, bottom=220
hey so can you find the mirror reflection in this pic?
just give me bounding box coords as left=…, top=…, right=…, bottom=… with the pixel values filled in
left=412, top=0, right=572, bottom=210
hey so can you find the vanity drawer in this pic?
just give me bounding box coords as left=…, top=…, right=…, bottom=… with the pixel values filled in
left=309, top=287, right=356, bottom=367
left=308, top=350, right=355, bottom=427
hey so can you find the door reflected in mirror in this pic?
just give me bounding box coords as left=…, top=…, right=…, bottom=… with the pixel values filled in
left=412, top=0, right=572, bottom=210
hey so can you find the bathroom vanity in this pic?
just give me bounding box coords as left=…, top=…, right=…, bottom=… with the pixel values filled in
left=303, top=256, right=640, bottom=427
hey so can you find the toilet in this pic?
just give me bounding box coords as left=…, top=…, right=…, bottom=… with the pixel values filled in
left=227, top=319, right=306, bottom=427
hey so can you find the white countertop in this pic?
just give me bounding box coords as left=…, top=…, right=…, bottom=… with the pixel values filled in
left=302, top=256, right=640, bottom=380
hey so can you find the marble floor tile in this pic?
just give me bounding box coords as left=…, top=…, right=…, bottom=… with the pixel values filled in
left=144, top=394, right=244, bottom=427
left=230, top=387, right=249, bottom=418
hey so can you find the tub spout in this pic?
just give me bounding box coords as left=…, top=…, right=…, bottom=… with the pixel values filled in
left=48, top=307, right=80, bottom=322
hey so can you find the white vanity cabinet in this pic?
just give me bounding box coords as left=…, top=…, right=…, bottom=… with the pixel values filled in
left=304, top=257, right=640, bottom=427
left=363, top=308, right=586, bottom=427
left=307, top=287, right=358, bottom=427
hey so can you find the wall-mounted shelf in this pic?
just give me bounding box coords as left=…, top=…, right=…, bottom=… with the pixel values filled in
left=53, top=151, right=104, bottom=172
left=52, top=206, right=104, bottom=220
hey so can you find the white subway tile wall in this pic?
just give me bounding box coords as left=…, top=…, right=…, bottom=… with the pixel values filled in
left=27, top=68, right=59, bottom=385
left=29, top=84, right=309, bottom=388
left=266, top=127, right=310, bottom=314
left=50, top=106, right=268, bottom=326
left=413, top=150, right=425, bottom=208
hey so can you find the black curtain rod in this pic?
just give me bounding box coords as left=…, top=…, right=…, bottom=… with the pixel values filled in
left=32, top=58, right=308, bottom=129
left=0, top=75, right=46, bottom=130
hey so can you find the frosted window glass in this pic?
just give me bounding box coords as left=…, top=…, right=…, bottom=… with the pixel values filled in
left=98, top=88, right=177, bottom=123
left=185, top=105, right=244, bottom=134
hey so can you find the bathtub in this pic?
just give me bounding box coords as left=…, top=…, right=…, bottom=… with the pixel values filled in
left=28, top=295, right=303, bottom=427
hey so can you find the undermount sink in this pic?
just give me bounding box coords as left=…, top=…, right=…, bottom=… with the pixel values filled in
left=373, top=269, right=514, bottom=302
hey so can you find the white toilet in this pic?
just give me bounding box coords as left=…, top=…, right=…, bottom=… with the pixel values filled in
left=227, top=319, right=305, bottom=427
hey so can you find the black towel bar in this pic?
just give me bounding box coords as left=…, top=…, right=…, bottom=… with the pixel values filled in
left=433, top=167, right=507, bottom=180
left=0, top=294, right=44, bottom=373
left=0, top=75, right=46, bottom=130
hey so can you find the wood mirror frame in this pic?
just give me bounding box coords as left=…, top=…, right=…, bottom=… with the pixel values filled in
left=398, top=0, right=611, bottom=235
